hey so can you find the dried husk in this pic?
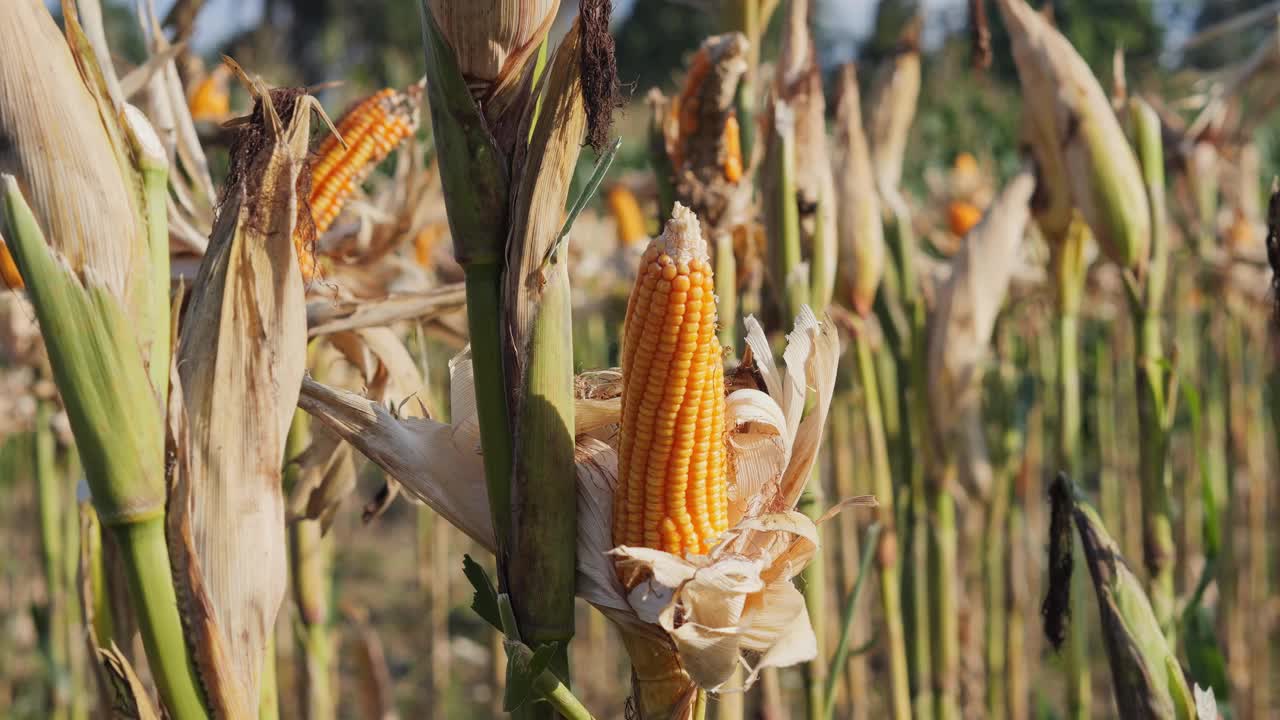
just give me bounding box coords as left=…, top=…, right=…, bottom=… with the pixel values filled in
left=927, top=167, right=1034, bottom=446
left=173, top=79, right=311, bottom=705
left=0, top=1, right=145, bottom=311
left=770, top=0, right=837, bottom=310
left=832, top=63, right=884, bottom=317
left=997, top=0, right=1150, bottom=270
left=867, top=22, right=921, bottom=201
left=425, top=0, right=560, bottom=148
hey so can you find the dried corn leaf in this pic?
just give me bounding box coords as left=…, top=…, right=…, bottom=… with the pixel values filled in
left=97, top=643, right=162, bottom=720
left=0, top=1, right=144, bottom=307
left=867, top=21, right=921, bottom=201
left=832, top=63, right=884, bottom=317
left=927, top=168, right=1034, bottom=444
left=174, top=77, right=311, bottom=705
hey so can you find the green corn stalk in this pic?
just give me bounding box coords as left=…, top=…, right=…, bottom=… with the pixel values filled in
left=34, top=403, right=71, bottom=720
left=284, top=410, right=335, bottom=720
left=1127, top=98, right=1176, bottom=643
left=1, top=178, right=207, bottom=720
left=851, top=324, right=910, bottom=720
left=876, top=205, right=932, bottom=720
left=259, top=633, right=279, bottom=720
left=420, top=6, right=516, bottom=571
left=1052, top=216, right=1091, bottom=720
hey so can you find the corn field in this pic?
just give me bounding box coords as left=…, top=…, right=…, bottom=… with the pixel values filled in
left=1, top=0, right=1279, bottom=718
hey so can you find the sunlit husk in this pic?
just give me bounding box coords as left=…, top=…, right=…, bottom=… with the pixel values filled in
left=997, top=0, right=1150, bottom=269
left=426, top=0, right=560, bottom=104
left=0, top=1, right=145, bottom=307
left=173, top=83, right=312, bottom=704
left=867, top=27, right=921, bottom=200
left=832, top=63, right=884, bottom=317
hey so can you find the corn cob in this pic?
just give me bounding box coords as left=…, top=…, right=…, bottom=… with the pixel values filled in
left=614, top=204, right=728, bottom=555
left=607, top=184, right=648, bottom=247
left=305, top=86, right=421, bottom=279
left=0, top=238, right=22, bottom=290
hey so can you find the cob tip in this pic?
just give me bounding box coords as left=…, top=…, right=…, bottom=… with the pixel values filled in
left=653, top=202, right=708, bottom=266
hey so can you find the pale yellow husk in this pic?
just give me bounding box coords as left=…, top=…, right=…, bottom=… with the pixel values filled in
left=832, top=63, right=884, bottom=317
left=426, top=0, right=560, bottom=98
left=0, top=0, right=145, bottom=307
left=997, top=0, right=1150, bottom=269
left=868, top=36, right=921, bottom=202
left=173, top=84, right=312, bottom=704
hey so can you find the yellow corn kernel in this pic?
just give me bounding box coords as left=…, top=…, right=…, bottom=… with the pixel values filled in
left=0, top=237, right=22, bottom=290
left=413, top=223, right=446, bottom=269
left=606, top=184, right=647, bottom=247
left=614, top=203, right=728, bottom=556
left=303, top=85, right=421, bottom=281
left=722, top=113, right=742, bottom=183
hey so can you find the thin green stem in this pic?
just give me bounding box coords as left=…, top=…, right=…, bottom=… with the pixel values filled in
left=824, top=523, right=882, bottom=719
left=854, top=329, right=910, bottom=720
left=113, top=518, right=209, bottom=720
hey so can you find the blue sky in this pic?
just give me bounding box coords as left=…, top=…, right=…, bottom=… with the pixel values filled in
left=129, top=0, right=921, bottom=54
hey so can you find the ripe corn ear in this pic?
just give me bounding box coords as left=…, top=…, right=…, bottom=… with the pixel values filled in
left=607, top=184, right=648, bottom=247
left=614, top=204, right=728, bottom=556
left=305, top=87, right=420, bottom=279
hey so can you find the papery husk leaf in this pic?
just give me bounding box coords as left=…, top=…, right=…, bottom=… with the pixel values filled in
left=306, top=283, right=466, bottom=337
left=724, top=388, right=789, bottom=523
left=164, top=365, right=256, bottom=716
left=927, top=167, right=1034, bottom=442
left=868, top=27, right=921, bottom=199
left=775, top=307, right=840, bottom=509
left=997, top=0, right=1150, bottom=270
left=0, top=0, right=144, bottom=306
left=832, top=63, right=884, bottom=317
left=174, top=82, right=311, bottom=704
left=298, top=376, right=496, bottom=549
